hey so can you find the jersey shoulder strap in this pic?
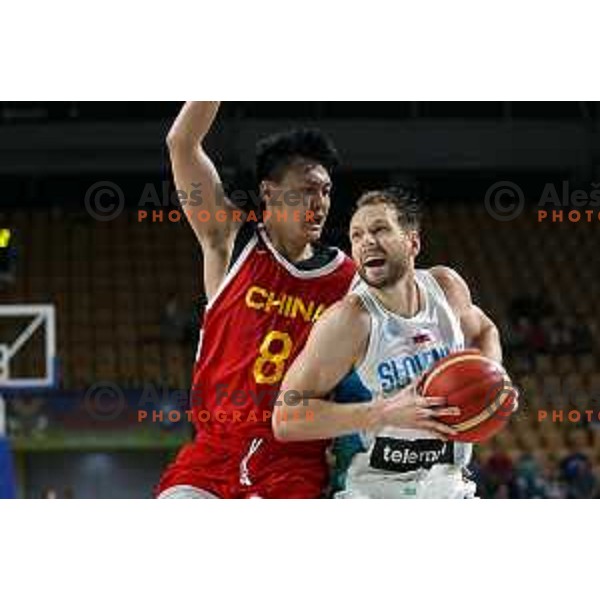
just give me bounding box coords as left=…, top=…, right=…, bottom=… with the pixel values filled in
left=227, top=221, right=257, bottom=272
left=352, top=285, right=386, bottom=321
left=416, top=269, right=452, bottom=311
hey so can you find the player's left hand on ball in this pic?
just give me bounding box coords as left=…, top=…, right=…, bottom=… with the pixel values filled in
left=376, top=382, right=460, bottom=439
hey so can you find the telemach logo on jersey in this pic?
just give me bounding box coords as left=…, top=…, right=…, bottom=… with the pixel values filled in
left=369, top=437, right=455, bottom=473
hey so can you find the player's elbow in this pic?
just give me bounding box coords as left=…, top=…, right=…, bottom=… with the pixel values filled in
left=166, top=128, right=199, bottom=154
left=272, top=405, right=310, bottom=442
left=166, top=127, right=183, bottom=150
left=481, top=316, right=500, bottom=345
left=272, top=408, right=292, bottom=442
left=474, top=320, right=502, bottom=363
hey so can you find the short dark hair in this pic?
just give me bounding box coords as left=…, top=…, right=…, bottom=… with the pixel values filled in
left=255, top=128, right=340, bottom=183
left=354, top=186, right=422, bottom=231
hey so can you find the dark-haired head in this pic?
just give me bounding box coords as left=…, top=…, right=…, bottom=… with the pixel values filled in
left=256, top=128, right=339, bottom=183
left=255, top=129, right=340, bottom=253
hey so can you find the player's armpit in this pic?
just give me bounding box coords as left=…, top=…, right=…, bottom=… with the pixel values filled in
left=273, top=296, right=374, bottom=441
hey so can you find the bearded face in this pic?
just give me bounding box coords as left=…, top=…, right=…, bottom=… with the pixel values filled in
left=349, top=203, right=420, bottom=289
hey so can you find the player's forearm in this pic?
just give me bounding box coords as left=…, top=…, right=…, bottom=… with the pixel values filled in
left=473, top=322, right=502, bottom=364
left=167, top=101, right=237, bottom=244
left=272, top=396, right=382, bottom=442
left=166, top=101, right=221, bottom=149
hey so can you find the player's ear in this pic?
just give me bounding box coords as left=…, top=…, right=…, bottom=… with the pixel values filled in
left=409, top=229, right=421, bottom=258
left=260, top=180, right=274, bottom=205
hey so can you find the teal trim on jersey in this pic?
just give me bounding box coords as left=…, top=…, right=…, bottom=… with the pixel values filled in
left=334, top=368, right=372, bottom=405
left=329, top=369, right=372, bottom=495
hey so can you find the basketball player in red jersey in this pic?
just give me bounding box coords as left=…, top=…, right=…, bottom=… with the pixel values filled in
left=156, top=101, right=358, bottom=498
left=156, top=104, right=455, bottom=498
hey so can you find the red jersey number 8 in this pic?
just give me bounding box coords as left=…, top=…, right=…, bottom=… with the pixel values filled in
left=253, top=330, right=293, bottom=385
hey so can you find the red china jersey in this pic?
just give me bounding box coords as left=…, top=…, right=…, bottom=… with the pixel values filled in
left=157, top=223, right=356, bottom=498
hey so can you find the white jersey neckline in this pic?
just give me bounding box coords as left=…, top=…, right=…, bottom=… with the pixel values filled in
left=355, top=270, right=431, bottom=325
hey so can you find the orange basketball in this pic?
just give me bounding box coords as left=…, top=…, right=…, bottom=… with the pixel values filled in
left=418, top=349, right=518, bottom=443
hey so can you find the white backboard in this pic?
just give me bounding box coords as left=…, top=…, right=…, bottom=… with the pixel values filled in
left=0, top=304, right=57, bottom=390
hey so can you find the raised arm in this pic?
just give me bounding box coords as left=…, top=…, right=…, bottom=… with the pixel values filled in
left=167, top=102, right=243, bottom=301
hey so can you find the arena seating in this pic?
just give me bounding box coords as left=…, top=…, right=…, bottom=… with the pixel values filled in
left=5, top=208, right=199, bottom=390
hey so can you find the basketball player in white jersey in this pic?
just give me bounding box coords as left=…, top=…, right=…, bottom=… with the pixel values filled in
left=273, top=188, right=504, bottom=498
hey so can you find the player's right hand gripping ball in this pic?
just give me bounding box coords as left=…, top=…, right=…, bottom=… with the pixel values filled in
left=418, top=349, right=518, bottom=443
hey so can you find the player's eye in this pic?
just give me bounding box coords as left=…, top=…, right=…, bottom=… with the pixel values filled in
left=304, top=186, right=330, bottom=197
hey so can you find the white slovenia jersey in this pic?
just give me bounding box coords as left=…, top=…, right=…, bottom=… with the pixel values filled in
left=333, top=269, right=475, bottom=498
